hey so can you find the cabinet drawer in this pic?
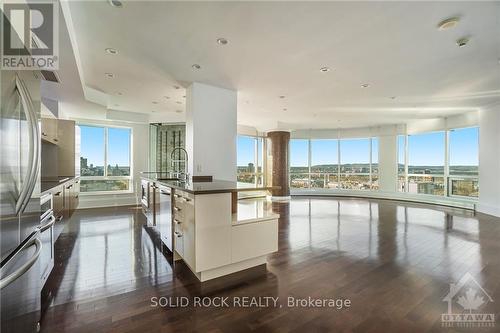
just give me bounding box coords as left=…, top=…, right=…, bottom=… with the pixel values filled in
left=174, top=230, right=184, bottom=257
left=231, top=220, right=278, bottom=263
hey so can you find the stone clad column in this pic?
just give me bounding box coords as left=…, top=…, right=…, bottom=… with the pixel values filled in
left=267, top=131, right=290, bottom=198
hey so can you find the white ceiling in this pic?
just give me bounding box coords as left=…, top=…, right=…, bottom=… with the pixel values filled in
left=62, top=1, right=500, bottom=130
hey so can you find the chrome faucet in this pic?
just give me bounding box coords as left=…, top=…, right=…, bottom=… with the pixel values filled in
left=171, top=147, right=189, bottom=181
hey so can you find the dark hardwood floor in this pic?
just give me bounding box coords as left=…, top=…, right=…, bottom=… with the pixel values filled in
left=40, top=198, right=500, bottom=332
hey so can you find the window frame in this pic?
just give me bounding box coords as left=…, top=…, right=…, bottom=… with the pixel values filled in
left=398, top=126, right=479, bottom=200
left=236, top=134, right=266, bottom=187
left=289, top=137, right=378, bottom=190
left=78, top=123, right=133, bottom=195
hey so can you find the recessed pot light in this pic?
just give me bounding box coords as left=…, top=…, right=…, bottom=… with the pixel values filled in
left=279, top=95, right=285, bottom=99
left=152, top=101, right=158, bottom=104
left=283, top=108, right=287, bottom=111
left=320, top=67, right=331, bottom=73
left=456, top=37, right=470, bottom=47
left=216, top=38, right=228, bottom=45
left=389, top=96, right=396, bottom=100
left=361, top=83, right=370, bottom=88
left=105, top=48, right=118, bottom=55
left=192, top=64, right=201, bottom=70
left=173, top=85, right=180, bottom=90
left=437, top=17, right=460, bottom=30
left=117, top=92, right=123, bottom=95
left=108, top=0, right=123, bottom=8
left=163, top=96, right=170, bottom=99
left=105, top=73, right=114, bottom=78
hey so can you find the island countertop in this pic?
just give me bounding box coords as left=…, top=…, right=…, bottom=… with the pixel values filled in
left=140, top=173, right=280, bottom=195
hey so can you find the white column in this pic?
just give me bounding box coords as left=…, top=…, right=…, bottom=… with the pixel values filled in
left=186, top=82, right=237, bottom=181
left=378, top=135, right=398, bottom=192
left=478, top=105, right=500, bottom=217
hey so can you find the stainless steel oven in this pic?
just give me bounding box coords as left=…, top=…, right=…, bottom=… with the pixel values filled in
left=39, top=194, right=55, bottom=287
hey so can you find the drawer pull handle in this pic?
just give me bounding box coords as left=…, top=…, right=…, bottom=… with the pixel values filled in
left=174, top=194, right=180, bottom=198
left=54, top=191, right=62, bottom=196
left=174, top=231, right=182, bottom=237
left=173, top=206, right=181, bottom=212
left=184, top=198, right=191, bottom=202
left=174, top=219, right=181, bottom=224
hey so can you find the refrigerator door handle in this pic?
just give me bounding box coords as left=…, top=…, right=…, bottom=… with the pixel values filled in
left=39, top=215, right=55, bottom=232
left=0, top=231, right=42, bottom=290
left=14, top=75, right=40, bottom=215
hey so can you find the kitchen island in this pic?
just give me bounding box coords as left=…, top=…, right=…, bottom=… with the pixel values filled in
left=140, top=173, right=280, bottom=282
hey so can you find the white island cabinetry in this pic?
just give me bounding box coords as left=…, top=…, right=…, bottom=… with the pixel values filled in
left=171, top=189, right=278, bottom=282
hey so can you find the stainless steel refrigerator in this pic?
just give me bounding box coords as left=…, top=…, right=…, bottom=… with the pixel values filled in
left=1, top=67, right=43, bottom=332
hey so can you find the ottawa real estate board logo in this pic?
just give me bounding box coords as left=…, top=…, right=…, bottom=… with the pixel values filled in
left=1, top=0, right=59, bottom=70
left=442, top=272, right=495, bottom=328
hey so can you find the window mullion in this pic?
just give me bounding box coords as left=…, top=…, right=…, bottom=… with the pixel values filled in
left=104, top=127, right=108, bottom=177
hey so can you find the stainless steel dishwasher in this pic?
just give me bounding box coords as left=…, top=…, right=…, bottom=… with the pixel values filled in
left=156, top=185, right=173, bottom=252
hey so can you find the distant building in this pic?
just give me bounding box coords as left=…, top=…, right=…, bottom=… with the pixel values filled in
left=81, top=157, right=88, bottom=169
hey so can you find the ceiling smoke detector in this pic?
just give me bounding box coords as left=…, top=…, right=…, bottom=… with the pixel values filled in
left=216, top=38, right=228, bottom=45
left=456, top=37, right=470, bottom=47
left=319, top=67, right=331, bottom=73
left=108, top=0, right=123, bottom=8
left=105, top=73, right=114, bottom=78
left=437, top=17, right=460, bottom=30
left=105, top=48, right=118, bottom=55
left=361, top=83, right=370, bottom=88
left=192, top=64, right=201, bottom=70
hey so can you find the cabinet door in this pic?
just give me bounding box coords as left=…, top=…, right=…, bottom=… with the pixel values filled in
left=41, top=117, right=58, bottom=144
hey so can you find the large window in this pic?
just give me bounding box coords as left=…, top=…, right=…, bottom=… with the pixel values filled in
left=80, top=125, right=132, bottom=193
left=290, top=139, right=309, bottom=188
left=290, top=137, right=378, bottom=191
left=407, top=131, right=445, bottom=195
left=340, top=139, right=371, bottom=190
left=398, top=127, right=479, bottom=198
left=449, top=127, right=479, bottom=197
left=237, top=135, right=264, bottom=186
left=311, top=139, right=338, bottom=189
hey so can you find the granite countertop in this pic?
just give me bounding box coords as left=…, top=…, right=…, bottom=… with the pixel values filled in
left=41, top=176, right=78, bottom=194
left=141, top=173, right=280, bottom=195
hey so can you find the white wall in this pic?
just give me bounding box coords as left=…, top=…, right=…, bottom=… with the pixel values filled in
left=478, top=105, right=500, bottom=217
left=186, top=82, right=237, bottom=181
left=378, top=135, right=398, bottom=192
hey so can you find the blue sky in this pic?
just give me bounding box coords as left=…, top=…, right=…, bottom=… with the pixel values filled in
left=237, top=136, right=255, bottom=166
left=80, top=126, right=130, bottom=166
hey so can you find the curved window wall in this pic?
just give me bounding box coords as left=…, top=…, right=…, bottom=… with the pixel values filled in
left=290, top=138, right=378, bottom=191
left=290, top=126, right=478, bottom=200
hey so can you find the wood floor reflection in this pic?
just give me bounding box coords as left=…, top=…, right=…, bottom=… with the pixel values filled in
left=40, top=198, right=500, bottom=332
